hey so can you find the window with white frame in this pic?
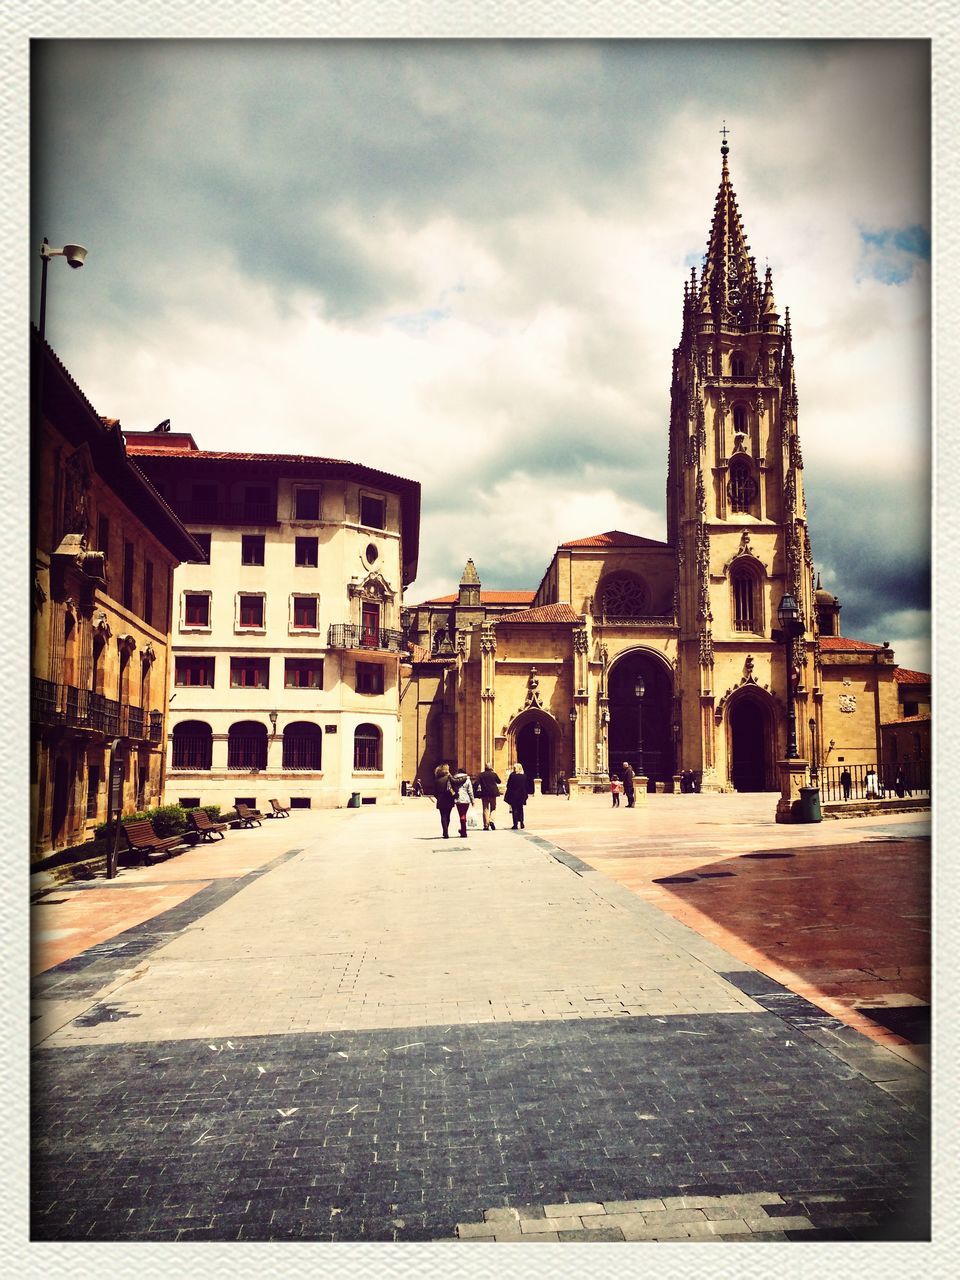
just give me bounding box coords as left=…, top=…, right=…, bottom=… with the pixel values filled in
left=236, top=592, right=266, bottom=631
left=181, top=591, right=212, bottom=630
left=290, top=594, right=320, bottom=631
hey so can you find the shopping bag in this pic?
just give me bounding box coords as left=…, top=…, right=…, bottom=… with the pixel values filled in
left=466, top=808, right=480, bottom=830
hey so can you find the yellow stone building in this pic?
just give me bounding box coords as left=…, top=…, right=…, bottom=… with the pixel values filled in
left=401, top=141, right=928, bottom=799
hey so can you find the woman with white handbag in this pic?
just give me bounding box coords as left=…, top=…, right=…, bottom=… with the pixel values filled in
left=450, top=768, right=475, bottom=838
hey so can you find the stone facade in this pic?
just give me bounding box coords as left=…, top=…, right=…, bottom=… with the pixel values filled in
left=401, top=142, right=928, bottom=796
left=31, top=337, right=200, bottom=860
left=126, top=434, right=420, bottom=810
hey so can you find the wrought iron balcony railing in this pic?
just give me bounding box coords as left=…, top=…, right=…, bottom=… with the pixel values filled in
left=327, top=624, right=404, bottom=653
left=32, top=677, right=159, bottom=743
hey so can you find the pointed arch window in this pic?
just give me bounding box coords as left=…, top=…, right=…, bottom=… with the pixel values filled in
left=731, top=352, right=747, bottom=378
left=730, top=560, right=763, bottom=635
left=728, top=459, right=757, bottom=513
left=732, top=403, right=748, bottom=434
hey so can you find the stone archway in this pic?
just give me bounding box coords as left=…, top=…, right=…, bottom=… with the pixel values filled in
left=727, top=690, right=776, bottom=792
left=607, top=649, right=675, bottom=788
left=510, top=710, right=558, bottom=794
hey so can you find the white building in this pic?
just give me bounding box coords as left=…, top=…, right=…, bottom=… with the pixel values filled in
left=124, top=432, right=420, bottom=811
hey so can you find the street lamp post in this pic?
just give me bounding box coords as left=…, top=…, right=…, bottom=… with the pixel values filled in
left=634, top=676, right=645, bottom=776
left=38, top=238, right=88, bottom=343
left=568, top=706, right=577, bottom=778
left=808, top=716, right=819, bottom=785
left=533, top=723, right=542, bottom=783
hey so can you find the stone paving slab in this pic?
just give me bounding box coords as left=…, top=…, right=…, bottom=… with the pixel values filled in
left=32, top=1014, right=929, bottom=1242
left=36, top=826, right=763, bottom=1048
left=30, top=802, right=931, bottom=1243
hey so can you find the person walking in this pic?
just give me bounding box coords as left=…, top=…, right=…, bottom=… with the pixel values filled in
left=864, top=766, right=879, bottom=799
left=840, top=768, right=852, bottom=801
left=505, top=763, right=528, bottom=829
left=475, top=761, right=502, bottom=831
left=450, top=767, right=475, bottom=837
left=610, top=773, right=621, bottom=807
left=555, top=771, right=568, bottom=797
left=621, top=761, right=636, bottom=808
left=433, top=762, right=456, bottom=839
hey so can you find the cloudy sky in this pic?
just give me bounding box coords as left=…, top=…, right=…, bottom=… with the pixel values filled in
left=32, top=39, right=931, bottom=671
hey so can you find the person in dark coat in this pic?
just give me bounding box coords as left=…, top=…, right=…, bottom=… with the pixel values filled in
left=839, top=768, right=852, bottom=801
left=475, top=762, right=502, bottom=831
left=504, top=764, right=528, bottom=829
left=621, top=762, right=636, bottom=807
left=433, top=762, right=456, bottom=839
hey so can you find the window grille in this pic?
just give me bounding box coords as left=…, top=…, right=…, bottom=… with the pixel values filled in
left=354, top=723, right=382, bottom=771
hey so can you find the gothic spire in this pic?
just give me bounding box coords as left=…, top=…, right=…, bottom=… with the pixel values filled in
left=459, top=558, right=480, bottom=586
left=698, top=134, right=757, bottom=331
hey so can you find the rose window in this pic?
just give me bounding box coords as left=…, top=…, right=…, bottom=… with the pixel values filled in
left=601, top=574, right=648, bottom=618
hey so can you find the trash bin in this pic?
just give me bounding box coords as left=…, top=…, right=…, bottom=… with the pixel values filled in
left=347, top=792, right=361, bottom=809
left=797, top=786, right=822, bottom=823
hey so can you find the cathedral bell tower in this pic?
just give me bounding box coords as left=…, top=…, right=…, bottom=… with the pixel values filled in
left=667, top=136, right=817, bottom=790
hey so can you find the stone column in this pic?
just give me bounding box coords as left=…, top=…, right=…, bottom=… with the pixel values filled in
left=775, top=757, right=809, bottom=823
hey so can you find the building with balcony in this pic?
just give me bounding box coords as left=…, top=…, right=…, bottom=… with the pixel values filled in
left=32, top=335, right=202, bottom=860
left=124, top=432, right=420, bottom=810
left=400, top=141, right=930, bottom=796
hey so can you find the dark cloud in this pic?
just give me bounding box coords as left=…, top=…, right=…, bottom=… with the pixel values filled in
left=805, top=472, right=931, bottom=641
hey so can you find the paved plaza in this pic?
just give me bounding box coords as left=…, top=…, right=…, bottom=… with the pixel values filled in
left=30, top=794, right=931, bottom=1244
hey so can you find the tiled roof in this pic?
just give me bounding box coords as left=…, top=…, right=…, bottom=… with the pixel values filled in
left=560, top=530, right=668, bottom=549
left=882, top=714, right=931, bottom=725
left=123, top=442, right=417, bottom=491
left=124, top=444, right=344, bottom=464
left=415, top=590, right=535, bottom=607
left=408, top=644, right=433, bottom=664
left=893, top=667, right=931, bottom=685
left=819, top=636, right=886, bottom=652
left=494, top=603, right=581, bottom=625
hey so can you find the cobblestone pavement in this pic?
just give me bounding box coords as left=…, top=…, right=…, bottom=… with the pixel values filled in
left=31, top=796, right=930, bottom=1243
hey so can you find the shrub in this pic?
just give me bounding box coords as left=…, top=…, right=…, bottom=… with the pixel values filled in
left=147, top=804, right=188, bottom=837
left=94, top=804, right=188, bottom=841
left=200, top=804, right=222, bottom=822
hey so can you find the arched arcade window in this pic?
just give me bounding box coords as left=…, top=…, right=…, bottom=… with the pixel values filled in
left=228, top=720, right=268, bottom=770
left=354, top=723, right=382, bottom=771
left=172, top=720, right=213, bottom=771
left=283, top=721, right=322, bottom=771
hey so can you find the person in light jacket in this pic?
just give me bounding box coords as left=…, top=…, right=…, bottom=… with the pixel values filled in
left=450, top=768, right=475, bottom=837
left=504, top=763, right=528, bottom=829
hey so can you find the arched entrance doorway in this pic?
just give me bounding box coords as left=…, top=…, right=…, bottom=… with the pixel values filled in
left=513, top=714, right=556, bottom=793
left=608, top=650, right=675, bottom=788
left=728, top=694, right=772, bottom=791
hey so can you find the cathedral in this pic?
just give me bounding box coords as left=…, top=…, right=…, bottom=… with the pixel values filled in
left=400, top=140, right=926, bottom=798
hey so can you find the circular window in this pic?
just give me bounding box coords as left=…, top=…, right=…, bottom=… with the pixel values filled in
left=365, top=543, right=379, bottom=564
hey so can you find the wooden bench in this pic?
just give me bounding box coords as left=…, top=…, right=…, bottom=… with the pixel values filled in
left=233, top=803, right=262, bottom=827
left=189, top=809, right=229, bottom=841
left=122, top=819, right=187, bottom=864
left=268, top=799, right=290, bottom=818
